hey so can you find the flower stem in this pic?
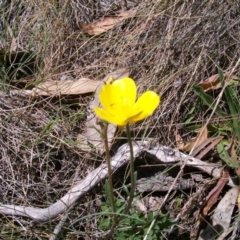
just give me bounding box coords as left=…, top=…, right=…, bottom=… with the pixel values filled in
left=104, top=124, right=135, bottom=239
left=103, top=123, right=116, bottom=214
left=124, top=124, right=136, bottom=214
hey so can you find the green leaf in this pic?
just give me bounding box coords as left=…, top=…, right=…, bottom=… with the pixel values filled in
left=184, top=124, right=205, bottom=132
left=147, top=211, right=154, bottom=222
left=217, top=67, right=225, bottom=88
left=217, top=141, right=239, bottom=168
left=41, top=117, right=60, bottom=135
left=193, top=85, right=226, bottom=117
left=184, top=99, right=202, bottom=123
left=207, top=124, right=232, bottom=133
left=116, top=232, right=129, bottom=240
left=123, top=184, right=130, bottom=195
left=224, top=85, right=240, bottom=139
left=99, top=217, right=111, bottom=230
left=101, top=203, right=109, bottom=212
left=218, top=68, right=240, bottom=140
left=120, top=217, right=130, bottom=225
left=115, top=198, right=125, bottom=213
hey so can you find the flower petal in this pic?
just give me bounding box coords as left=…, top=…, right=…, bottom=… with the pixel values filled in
left=93, top=107, right=127, bottom=126
left=113, top=77, right=137, bottom=106
left=95, top=76, right=160, bottom=127
left=128, top=91, right=160, bottom=123
left=99, top=84, right=122, bottom=110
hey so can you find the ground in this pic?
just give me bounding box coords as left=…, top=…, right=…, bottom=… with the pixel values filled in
left=0, top=0, right=240, bottom=239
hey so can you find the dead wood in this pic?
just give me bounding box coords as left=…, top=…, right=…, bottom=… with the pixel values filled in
left=0, top=142, right=237, bottom=222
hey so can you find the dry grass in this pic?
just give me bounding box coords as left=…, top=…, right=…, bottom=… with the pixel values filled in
left=0, top=0, right=240, bottom=239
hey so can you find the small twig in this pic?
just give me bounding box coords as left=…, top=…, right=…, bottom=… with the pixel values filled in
left=49, top=213, right=69, bottom=240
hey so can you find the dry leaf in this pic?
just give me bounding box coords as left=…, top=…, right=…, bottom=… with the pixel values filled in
left=198, top=187, right=239, bottom=240
left=231, top=140, right=240, bottom=189
left=183, top=126, right=208, bottom=153
left=31, top=78, right=100, bottom=96
left=7, top=23, right=19, bottom=52
left=174, top=128, right=185, bottom=150
left=202, top=170, right=229, bottom=216
left=230, top=141, right=238, bottom=161
left=80, top=9, right=136, bottom=36
left=198, top=72, right=239, bottom=92
left=195, top=170, right=229, bottom=231
left=191, top=136, right=223, bottom=159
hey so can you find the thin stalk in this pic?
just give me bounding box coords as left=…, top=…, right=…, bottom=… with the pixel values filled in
left=103, top=123, right=116, bottom=214
left=105, top=124, right=136, bottom=239
left=123, top=124, right=135, bottom=214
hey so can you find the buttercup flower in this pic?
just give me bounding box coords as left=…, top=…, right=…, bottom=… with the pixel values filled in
left=94, top=77, right=160, bottom=127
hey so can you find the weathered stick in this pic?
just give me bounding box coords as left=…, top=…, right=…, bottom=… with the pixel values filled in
left=0, top=142, right=237, bottom=221
left=0, top=143, right=143, bottom=221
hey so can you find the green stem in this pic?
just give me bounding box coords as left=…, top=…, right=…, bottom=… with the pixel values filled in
left=124, top=123, right=135, bottom=214
left=105, top=124, right=136, bottom=239
left=103, top=123, right=116, bottom=214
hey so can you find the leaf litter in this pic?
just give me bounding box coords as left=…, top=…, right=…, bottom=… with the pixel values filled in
left=1, top=1, right=240, bottom=239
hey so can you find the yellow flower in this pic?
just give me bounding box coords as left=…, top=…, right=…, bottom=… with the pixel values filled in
left=94, top=77, right=160, bottom=127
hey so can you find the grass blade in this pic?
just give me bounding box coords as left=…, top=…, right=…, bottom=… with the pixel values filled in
left=193, top=85, right=226, bottom=117
left=218, top=68, right=240, bottom=140
left=217, top=141, right=239, bottom=168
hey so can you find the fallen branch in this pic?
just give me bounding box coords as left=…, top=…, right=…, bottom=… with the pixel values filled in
left=0, top=142, right=143, bottom=221
left=0, top=142, right=237, bottom=221
left=145, top=145, right=237, bottom=187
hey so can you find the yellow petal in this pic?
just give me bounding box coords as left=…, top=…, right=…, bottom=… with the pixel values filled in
left=99, top=84, right=122, bottom=110
left=113, top=77, right=137, bottom=106
left=95, top=76, right=160, bottom=127
left=128, top=91, right=160, bottom=123
left=93, top=107, right=127, bottom=126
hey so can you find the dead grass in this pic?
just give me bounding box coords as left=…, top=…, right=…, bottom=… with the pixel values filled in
left=0, top=0, right=240, bottom=239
